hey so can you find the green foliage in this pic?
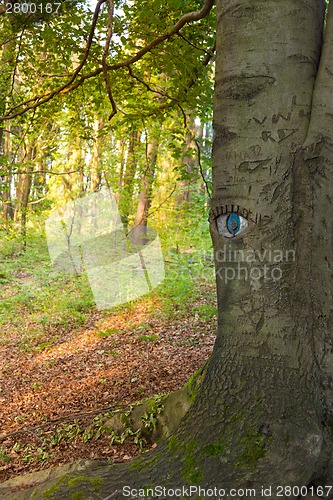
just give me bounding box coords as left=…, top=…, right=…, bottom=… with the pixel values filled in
left=142, top=395, right=164, bottom=432
left=0, top=195, right=215, bottom=348
left=0, top=2, right=216, bottom=469
left=0, top=446, right=11, bottom=464
left=0, top=222, right=95, bottom=343
left=0, top=0, right=214, bottom=244
left=97, top=328, right=120, bottom=338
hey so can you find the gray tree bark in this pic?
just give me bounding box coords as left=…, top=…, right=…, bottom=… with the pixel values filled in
left=208, top=0, right=333, bottom=488
left=131, top=134, right=159, bottom=245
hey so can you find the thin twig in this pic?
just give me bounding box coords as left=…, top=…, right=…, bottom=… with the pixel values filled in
left=195, top=138, right=211, bottom=199
left=126, top=184, right=177, bottom=236
left=177, top=32, right=214, bottom=56
left=145, top=184, right=177, bottom=219
left=128, top=66, right=176, bottom=103
left=177, top=103, right=187, bottom=128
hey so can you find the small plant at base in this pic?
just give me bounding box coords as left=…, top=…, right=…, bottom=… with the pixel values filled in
left=141, top=395, right=164, bottom=433
left=0, top=446, right=11, bottom=463
left=110, top=427, right=146, bottom=450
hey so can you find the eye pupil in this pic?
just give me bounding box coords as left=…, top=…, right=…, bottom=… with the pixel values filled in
left=227, top=214, right=240, bottom=235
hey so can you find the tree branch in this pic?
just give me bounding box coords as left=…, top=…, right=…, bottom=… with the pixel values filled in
left=177, top=32, right=214, bottom=56
left=145, top=41, right=215, bottom=117
left=0, top=0, right=215, bottom=121
left=195, top=138, right=211, bottom=199
left=127, top=66, right=177, bottom=103
left=105, top=0, right=215, bottom=70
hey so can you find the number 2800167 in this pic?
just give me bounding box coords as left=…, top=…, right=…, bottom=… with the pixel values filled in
left=276, top=485, right=332, bottom=497
left=5, top=2, right=61, bottom=14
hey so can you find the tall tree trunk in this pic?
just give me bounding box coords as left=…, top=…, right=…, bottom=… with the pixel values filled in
left=177, top=114, right=196, bottom=205
left=14, top=147, right=33, bottom=246
left=2, top=128, right=14, bottom=222
left=131, top=134, right=159, bottom=245
left=116, top=138, right=126, bottom=203
left=118, top=129, right=140, bottom=230
left=206, top=0, right=331, bottom=487
left=31, top=157, right=46, bottom=201
left=61, top=137, right=84, bottom=197
left=90, top=117, right=104, bottom=192
left=0, top=31, right=16, bottom=223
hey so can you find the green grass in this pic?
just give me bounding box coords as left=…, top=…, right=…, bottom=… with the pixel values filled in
left=0, top=224, right=95, bottom=344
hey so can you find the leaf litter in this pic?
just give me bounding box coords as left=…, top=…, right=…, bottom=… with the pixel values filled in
left=0, top=281, right=216, bottom=483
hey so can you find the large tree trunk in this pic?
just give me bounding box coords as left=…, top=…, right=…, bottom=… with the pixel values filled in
left=7, top=1, right=333, bottom=498
left=206, top=0, right=333, bottom=487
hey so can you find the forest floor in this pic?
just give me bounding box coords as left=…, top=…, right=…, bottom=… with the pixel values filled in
left=0, top=231, right=217, bottom=483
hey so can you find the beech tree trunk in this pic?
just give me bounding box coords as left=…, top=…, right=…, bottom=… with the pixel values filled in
left=118, top=129, right=141, bottom=230
left=205, top=0, right=333, bottom=488
left=10, top=1, right=333, bottom=498
left=14, top=146, right=33, bottom=247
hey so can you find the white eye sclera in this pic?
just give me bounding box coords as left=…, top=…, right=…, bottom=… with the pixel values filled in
left=216, top=213, right=249, bottom=239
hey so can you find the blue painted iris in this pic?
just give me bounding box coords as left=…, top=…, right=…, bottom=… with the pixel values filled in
left=216, top=212, right=249, bottom=239
left=227, top=214, right=240, bottom=235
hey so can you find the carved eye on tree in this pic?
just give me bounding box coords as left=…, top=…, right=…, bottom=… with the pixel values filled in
left=216, top=213, right=249, bottom=239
